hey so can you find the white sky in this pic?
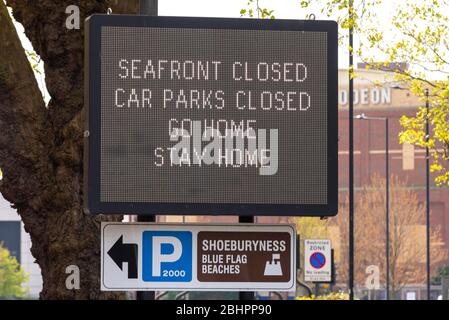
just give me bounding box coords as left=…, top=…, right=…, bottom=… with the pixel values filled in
left=158, top=0, right=399, bottom=69
left=159, top=0, right=310, bottom=19
left=159, top=0, right=351, bottom=68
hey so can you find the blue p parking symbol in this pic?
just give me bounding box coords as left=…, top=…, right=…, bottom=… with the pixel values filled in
left=142, top=231, right=192, bottom=282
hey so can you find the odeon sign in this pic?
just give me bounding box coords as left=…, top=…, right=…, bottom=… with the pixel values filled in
left=339, top=87, right=391, bottom=106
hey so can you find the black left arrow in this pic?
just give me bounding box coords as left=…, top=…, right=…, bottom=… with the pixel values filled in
left=107, top=235, right=138, bottom=279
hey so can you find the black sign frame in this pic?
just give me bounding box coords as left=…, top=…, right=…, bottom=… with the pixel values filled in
left=84, top=15, right=338, bottom=216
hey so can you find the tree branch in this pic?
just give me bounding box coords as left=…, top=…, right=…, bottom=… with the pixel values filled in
left=6, top=0, right=139, bottom=130
left=0, top=1, right=51, bottom=211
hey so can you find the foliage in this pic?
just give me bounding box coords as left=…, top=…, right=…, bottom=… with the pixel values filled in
left=296, top=291, right=350, bottom=300
left=292, top=217, right=330, bottom=240
left=301, top=0, right=449, bottom=186
left=290, top=216, right=330, bottom=268
left=25, top=50, right=41, bottom=75
left=332, top=175, right=447, bottom=296
left=240, top=0, right=275, bottom=19
left=431, top=263, right=449, bottom=285
left=0, top=245, right=28, bottom=298
left=251, top=0, right=449, bottom=186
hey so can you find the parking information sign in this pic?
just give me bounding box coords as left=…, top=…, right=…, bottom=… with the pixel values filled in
left=304, top=239, right=332, bottom=282
left=85, top=15, right=338, bottom=216
left=101, top=223, right=296, bottom=291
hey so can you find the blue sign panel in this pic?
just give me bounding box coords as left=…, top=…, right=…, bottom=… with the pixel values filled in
left=142, top=231, right=192, bottom=282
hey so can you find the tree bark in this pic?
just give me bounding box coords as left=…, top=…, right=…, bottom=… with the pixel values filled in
left=0, top=0, right=139, bottom=299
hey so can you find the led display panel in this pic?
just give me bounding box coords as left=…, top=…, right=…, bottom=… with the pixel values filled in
left=84, top=15, right=338, bottom=216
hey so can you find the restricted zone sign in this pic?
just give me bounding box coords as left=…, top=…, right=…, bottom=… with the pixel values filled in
left=304, top=239, right=332, bottom=282
left=84, top=15, right=338, bottom=216
left=101, top=223, right=296, bottom=291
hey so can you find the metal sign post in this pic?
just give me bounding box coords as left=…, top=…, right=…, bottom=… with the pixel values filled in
left=136, top=0, right=158, bottom=301
left=348, top=0, right=355, bottom=301
left=239, top=216, right=255, bottom=300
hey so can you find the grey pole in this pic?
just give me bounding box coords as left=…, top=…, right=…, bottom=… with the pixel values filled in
left=385, top=118, right=390, bottom=300
left=239, top=215, right=255, bottom=300
left=425, top=88, right=431, bottom=299
left=348, top=0, right=355, bottom=301
left=136, top=0, right=158, bottom=301
left=239, top=0, right=258, bottom=301
left=140, top=0, right=158, bottom=15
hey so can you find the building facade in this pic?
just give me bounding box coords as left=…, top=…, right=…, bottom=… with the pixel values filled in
left=0, top=196, right=42, bottom=298
left=338, top=67, right=449, bottom=247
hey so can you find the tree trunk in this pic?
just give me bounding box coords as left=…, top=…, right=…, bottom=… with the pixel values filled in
left=0, top=0, right=139, bottom=299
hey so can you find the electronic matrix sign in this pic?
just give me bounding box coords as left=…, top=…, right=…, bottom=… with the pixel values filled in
left=84, top=15, right=338, bottom=216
